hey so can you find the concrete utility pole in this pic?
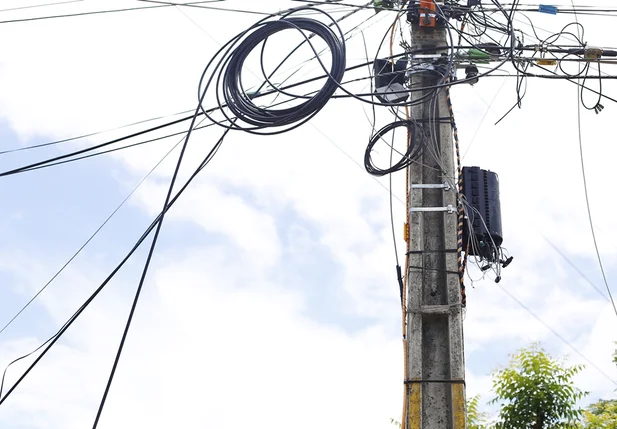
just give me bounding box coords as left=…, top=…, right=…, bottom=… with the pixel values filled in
left=404, top=9, right=466, bottom=429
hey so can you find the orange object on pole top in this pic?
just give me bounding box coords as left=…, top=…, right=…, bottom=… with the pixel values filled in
left=419, top=0, right=437, bottom=27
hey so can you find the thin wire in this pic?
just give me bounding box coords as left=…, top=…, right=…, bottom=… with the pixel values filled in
left=91, top=101, right=203, bottom=426
left=309, top=124, right=405, bottom=205
left=541, top=234, right=610, bottom=302
left=0, top=114, right=196, bottom=177
left=0, top=129, right=229, bottom=407
left=575, top=79, right=617, bottom=320
left=0, top=0, right=83, bottom=13
left=0, top=119, right=202, bottom=337
left=499, top=286, right=617, bottom=385
left=462, top=77, right=508, bottom=157
left=570, top=0, right=617, bottom=320
left=139, top=0, right=351, bottom=17
left=0, top=8, right=378, bottom=403
left=0, top=109, right=194, bottom=155
left=0, top=4, right=171, bottom=24
left=138, top=0, right=280, bottom=16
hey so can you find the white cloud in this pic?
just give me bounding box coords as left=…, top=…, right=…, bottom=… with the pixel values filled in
left=0, top=247, right=405, bottom=429
left=1, top=0, right=617, bottom=426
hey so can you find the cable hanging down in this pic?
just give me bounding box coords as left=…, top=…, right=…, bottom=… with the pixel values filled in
left=364, top=119, right=425, bottom=176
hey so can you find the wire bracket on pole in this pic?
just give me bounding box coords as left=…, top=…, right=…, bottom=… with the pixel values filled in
left=411, top=183, right=451, bottom=191
left=410, top=205, right=456, bottom=213
left=407, top=249, right=458, bottom=254
left=409, top=304, right=464, bottom=315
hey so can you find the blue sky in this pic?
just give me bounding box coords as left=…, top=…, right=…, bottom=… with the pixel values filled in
left=0, top=1, right=616, bottom=428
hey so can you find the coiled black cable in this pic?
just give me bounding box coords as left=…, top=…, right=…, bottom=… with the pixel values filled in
left=364, top=120, right=424, bottom=176
left=198, top=8, right=346, bottom=135
left=223, top=18, right=345, bottom=130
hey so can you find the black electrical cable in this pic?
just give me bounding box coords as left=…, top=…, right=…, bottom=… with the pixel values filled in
left=90, top=84, right=208, bottom=429
left=198, top=7, right=348, bottom=134
left=0, top=109, right=194, bottom=155
left=0, top=128, right=193, bottom=340
left=0, top=114, right=196, bottom=177
left=0, top=4, right=374, bottom=400
left=0, top=126, right=230, bottom=407
left=224, top=18, right=345, bottom=130
left=1, top=65, right=397, bottom=178
left=0, top=81, right=329, bottom=336
left=1, top=2, right=373, bottom=164
left=365, top=120, right=424, bottom=176
left=0, top=59, right=370, bottom=394
left=580, top=61, right=603, bottom=112
left=14, top=125, right=209, bottom=174
left=139, top=0, right=354, bottom=17
left=534, top=63, right=617, bottom=105
left=0, top=3, right=171, bottom=24
left=253, top=1, right=374, bottom=103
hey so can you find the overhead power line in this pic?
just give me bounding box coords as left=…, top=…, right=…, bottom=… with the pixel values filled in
left=542, top=235, right=611, bottom=303
left=0, top=6, right=383, bottom=413
left=0, top=129, right=229, bottom=407
left=0, top=109, right=194, bottom=155
left=499, top=286, right=617, bottom=386
left=0, top=116, right=208, bottom=338
left=90, top=84, right=204, bottom=429
left=0, top=0, right=224, bottom=24
left=575, top=82, right=617, bottom=320
left=0, top=0, right=83, bottom=13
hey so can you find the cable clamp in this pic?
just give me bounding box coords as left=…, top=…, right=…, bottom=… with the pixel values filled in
left=411, top=183, right=451, bottom=191
left=407, top=249, right=458, bottom=255
left=411, top=205, right=456, bottom=213
left=408, top=304, right=463, bottom=315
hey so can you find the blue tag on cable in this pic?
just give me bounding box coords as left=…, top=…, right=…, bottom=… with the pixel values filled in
left=539, top=5, right=558, bottom=14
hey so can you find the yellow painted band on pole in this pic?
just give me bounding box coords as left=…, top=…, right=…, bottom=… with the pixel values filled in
left=408, top=383, right=421, bottom=429
left=451, top=383, right=466, bottom=429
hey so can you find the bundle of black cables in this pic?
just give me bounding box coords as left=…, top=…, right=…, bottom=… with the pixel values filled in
left=198, top=7, right=347, bottom=135
left=364, top=120, right=425, bottom=176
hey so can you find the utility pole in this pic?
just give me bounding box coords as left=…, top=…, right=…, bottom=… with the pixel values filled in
left=404, top=5, right=466, bottom=428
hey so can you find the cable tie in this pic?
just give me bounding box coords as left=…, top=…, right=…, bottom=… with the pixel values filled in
left=538, top=5, right=558, bottom=15
left=408, top=265, right=460, bottom=275
left=404, top=379, right=466, bottom=386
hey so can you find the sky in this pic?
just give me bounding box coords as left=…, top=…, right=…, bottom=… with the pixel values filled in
left=0, top=0, right=616, bottom=428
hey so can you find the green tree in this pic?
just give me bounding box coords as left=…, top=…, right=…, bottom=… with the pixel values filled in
left=490, top=343, right=587, bottom=429
left=582, top=400, right=617, bottom=429
left=579, top=344, right=617, bottom=428
left=468, top=394, right=491, bottom=429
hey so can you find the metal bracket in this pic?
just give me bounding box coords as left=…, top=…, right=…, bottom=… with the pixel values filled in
left=411, top=54, right=443, bottom=60
left=409, top=304, right=463, bottom=315
left=410, top=205, right=456, bottom=213
left=411, top=183, right=451, bottom=191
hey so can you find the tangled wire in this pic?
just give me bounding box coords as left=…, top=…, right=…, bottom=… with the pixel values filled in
left=364, top=119, right=425, bottom=176
left=197, top=8, right=347, bottom=135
